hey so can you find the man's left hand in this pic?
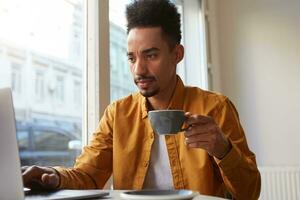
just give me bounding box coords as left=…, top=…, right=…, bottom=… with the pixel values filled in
left=184, top=112, right=232, bottom=159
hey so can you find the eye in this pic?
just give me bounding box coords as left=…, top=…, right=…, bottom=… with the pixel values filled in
left=146, top=53, right=157, bottom=59
left=128, top=56, right=135, bottom=63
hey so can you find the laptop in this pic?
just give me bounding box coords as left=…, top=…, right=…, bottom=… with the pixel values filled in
left=0, top=88, right=109, bottom=200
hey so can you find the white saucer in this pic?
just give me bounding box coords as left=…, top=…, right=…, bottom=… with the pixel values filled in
left=120, top=190, right=198, bottom=200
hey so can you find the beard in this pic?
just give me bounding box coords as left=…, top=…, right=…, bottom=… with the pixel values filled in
left=139, top=88, right=160, bottom=97
left=134, top=75, right=159, bottom=97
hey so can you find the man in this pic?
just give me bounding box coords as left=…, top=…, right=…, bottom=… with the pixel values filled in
left=23, top=0, right=261, bottom=199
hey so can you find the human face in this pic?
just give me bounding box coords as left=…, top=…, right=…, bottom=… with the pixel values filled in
left=127, top=27, right=182, bottom=98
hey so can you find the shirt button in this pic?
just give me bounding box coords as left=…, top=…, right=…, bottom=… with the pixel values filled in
left=144, top=161, right=149, bottom=167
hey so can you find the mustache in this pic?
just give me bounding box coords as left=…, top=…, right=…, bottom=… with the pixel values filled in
left=134, top=75, right=156, bottom=82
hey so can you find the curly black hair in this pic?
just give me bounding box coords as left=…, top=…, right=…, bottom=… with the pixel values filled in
left=126, top=0, right=181, bottom=48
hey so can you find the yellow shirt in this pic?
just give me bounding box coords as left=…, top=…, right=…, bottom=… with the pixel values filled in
left=54, top=76, right=261, bottom=200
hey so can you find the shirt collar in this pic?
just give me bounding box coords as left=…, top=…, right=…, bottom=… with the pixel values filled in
left=140, top=75, right=186, bottom=119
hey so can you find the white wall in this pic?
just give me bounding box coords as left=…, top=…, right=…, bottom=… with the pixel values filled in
left=214, top=0, right=300, bottom=166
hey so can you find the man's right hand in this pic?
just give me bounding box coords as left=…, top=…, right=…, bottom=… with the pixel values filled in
left=22, top=166, right=60, bottom=189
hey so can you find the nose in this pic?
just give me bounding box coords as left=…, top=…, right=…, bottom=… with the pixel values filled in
left=133, top=58, right=147, bottom=75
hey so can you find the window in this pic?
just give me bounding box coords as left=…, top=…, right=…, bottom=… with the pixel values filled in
left=121, top=48, right=128, bottom=76
left=0, top=0, right=207, bottom=168
left=35, top=71, right=45, bottom=102
left=178, top=0, right=208, bottom=88
left=110, top=42, right=118, bottom=72
left=55, top=75, right=65, bottom=103
left=34, top=130, right=70, bottom=151
left=109, top=0, right=137, bottom=102
left=73, top=80, right=82, bottom=106
left=11, top=63, right=22, bottom=95
left=17, top=130, right=29, bottom=151
left=0, top=0, right=85, bottom=167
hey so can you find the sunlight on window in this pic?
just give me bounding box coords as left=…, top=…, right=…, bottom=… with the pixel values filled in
left=0, top=0, right=85, bottom=167
left=109, top=0, right=137, bottom=102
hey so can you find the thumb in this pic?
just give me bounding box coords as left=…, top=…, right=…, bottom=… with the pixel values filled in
left=41, top=173, right=59, bottom=189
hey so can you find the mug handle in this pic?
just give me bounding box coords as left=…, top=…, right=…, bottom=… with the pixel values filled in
left=179, top=115, right=191, bottom=132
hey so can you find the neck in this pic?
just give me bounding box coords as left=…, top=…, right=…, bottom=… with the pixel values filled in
left=147, top=76, right=177, bottom=110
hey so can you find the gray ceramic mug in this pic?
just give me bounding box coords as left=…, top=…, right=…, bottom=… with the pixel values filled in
left=148, top=110, right=187, bottom=135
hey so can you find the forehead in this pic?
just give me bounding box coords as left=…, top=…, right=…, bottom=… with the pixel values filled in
left=127, top=27, right=169, bottom=52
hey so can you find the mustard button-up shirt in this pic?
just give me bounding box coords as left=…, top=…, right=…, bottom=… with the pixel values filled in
left=55, top=76, right=261, bottom=200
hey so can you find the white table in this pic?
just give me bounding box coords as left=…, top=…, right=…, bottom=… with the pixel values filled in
left=101, top=190, right=227, bottom=200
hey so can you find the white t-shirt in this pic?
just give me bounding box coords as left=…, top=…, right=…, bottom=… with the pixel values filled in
left=143, top=134, right=174, bottom=189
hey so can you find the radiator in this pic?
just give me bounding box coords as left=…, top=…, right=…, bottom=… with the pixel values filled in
left=259, top=166, right=300, bottom=200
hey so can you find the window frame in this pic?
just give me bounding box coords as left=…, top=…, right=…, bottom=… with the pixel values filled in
left=85, top=0, right=110, bottom=144
left=178, top=0, right=208, bottom=89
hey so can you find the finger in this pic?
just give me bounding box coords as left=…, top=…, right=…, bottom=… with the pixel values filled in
left=22, top=166, right=56, bottom=188
left=41, top=173, right=59, bottom=189
left=180, top=112, right=192, bottom=130
left=185, top=133, right=211, bottom=144
left=184, top=112, right=192, bottom=117
left=186, top=141, right=209, bottom=149
left=184, top=123, right=216, bottom=137
left=26, top=180, right=44, bottom=190
left=22, top=166, right=44, bottom=186
left=21, top=166, right=29, bottom=173
left=185, top=115, right=214, bottom=126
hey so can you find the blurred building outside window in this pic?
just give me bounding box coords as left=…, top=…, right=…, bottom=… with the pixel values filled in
left=0, top=0, right=85, bottom=167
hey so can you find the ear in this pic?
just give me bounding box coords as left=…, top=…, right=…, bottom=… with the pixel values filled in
left=173, top=44, right=184, bottom=64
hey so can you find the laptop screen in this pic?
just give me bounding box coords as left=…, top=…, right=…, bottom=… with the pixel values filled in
left=0, top=88, right=25, bottom=199
left=0, top=88, right=110, bottom=200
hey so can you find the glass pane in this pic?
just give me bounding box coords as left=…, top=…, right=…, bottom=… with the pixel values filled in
left=109, top=0, right=137, bottom=102
left=171, top=0, right=186, bottom=80
left=0, top=0, right=85, bottom=167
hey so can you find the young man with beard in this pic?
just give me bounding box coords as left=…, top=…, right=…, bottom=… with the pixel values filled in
left=23, top=0, right=261, bottom=199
